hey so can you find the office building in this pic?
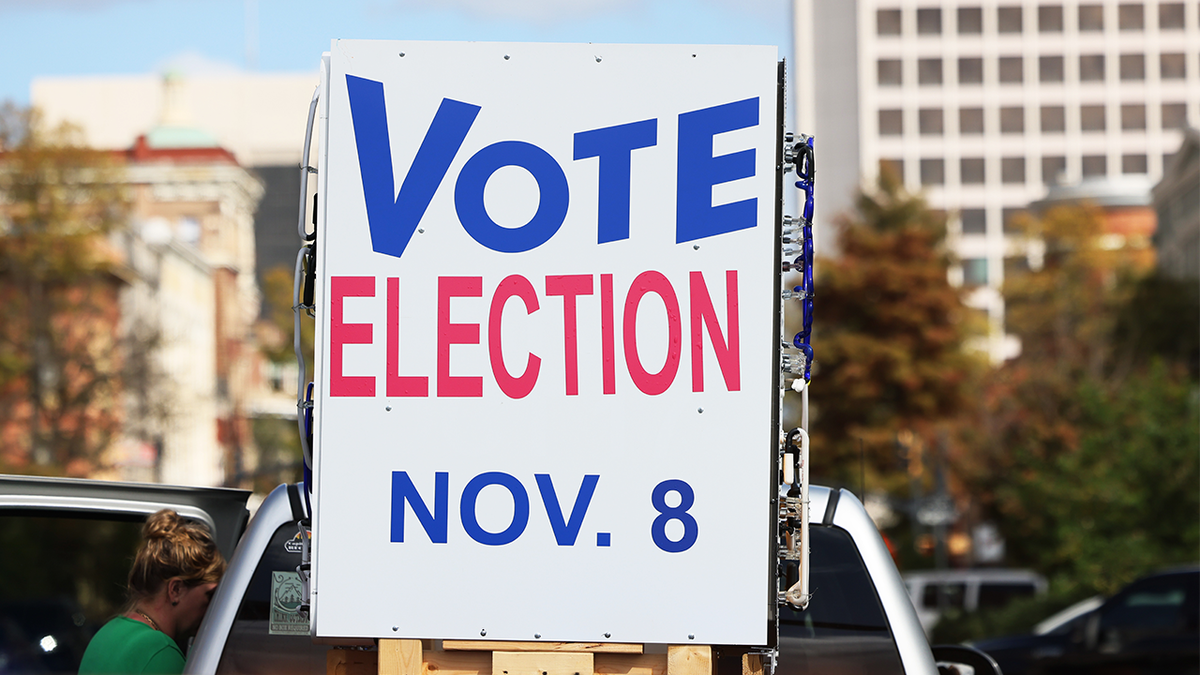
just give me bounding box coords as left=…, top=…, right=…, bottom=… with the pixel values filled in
left=794, top=0, right=1200, bottom=360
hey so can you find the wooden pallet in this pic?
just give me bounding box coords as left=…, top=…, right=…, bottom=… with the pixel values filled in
left=329, top=639, right=763, bottom=675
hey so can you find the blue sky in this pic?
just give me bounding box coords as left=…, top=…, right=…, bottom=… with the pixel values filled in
left=0, top=0, right=792, bottom=105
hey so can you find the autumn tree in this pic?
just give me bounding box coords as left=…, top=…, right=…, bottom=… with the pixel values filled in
left=250, top=262, right=314, bottom=491
left=1003, top=204, right=1143, bottom=379
left=259, top=263, right=314, bottom=366
left=0, top=103, right=139, bottom=474
left=808, top=168, right=984, bottom=493
left=963, top=203, right=1200, bottom=598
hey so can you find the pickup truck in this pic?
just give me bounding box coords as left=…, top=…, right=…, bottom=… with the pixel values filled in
left=0, top=474, right=993, bottom=674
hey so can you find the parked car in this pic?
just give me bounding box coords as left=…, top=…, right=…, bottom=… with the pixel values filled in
left=970, top=566, right=1199, bottom=675
left=2, top=474, right=997, bottom=674
left=903, top=568, right=1048, bottom=636
left=963, top=595, right=1103, bottom=675
left=1031, top=595, right=1103, bottom=635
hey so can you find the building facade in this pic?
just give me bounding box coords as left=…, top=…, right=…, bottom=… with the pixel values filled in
left=794, top=0, right=1200, bottom=360
left=107, top=127, right=266, bottom=486
left=1152, top=125, right=1200, bottom=279
left=28, top=73, right=316, bottom=485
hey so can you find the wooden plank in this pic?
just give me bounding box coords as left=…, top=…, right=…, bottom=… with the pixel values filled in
left=740, top=653, right=762, bottom=675
left=328, top=647, right=378, bottom=675
left=424, top=649, right=493, bottom=675
left=666, top=646, right=712, bottom=675
left=594, top=653, right=668, bottom=675
left=380, top=639, right=424, bottom=675
left=443, top=641, right=642, bottom=654
left=493, top=651, right=593, bottom=675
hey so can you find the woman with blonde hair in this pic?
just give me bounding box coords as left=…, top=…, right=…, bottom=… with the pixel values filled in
left=78, top=509, right=226, bottom=674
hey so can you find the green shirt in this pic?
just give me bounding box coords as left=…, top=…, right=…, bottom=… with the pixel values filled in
left=78, top=616, right=185, bottom=675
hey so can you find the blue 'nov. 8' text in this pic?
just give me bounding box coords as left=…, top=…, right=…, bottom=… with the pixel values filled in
left=391, top=472, right=698, bottom=553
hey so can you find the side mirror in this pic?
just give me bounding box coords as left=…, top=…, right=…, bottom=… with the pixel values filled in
left=931, top=644, right=1003, bottom=675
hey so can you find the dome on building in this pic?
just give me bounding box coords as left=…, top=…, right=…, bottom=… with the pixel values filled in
left=145, top=124, right=220, bottom=149
left=144, top=71, right=221, bottom=149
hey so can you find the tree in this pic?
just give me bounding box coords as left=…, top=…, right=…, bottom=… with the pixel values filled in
left=259, top=263, right=314, bottom=366
left=0, top=103, right=136, bottom=474
left=1113, top=270, right=1200, bottom=378
left=808, top=168, right=984, bottom=493
left=1003, top=204, right=1141, bottom=380
left=962, top=203, right=1200, bottom=599
left=249, top=263, right=314, bottom=492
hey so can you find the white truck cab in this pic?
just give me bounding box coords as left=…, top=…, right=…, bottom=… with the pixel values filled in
left=904, top=567, right=1048, bottom=637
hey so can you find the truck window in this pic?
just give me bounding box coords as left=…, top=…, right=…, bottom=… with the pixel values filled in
left=976, top=582, right=1036, bottom=609
left=777, top=525, right=904, bottom=675
left=0, top=511, right=144, bottom=673
left=921, top=582, right=965, bottom=610
left=217, top=521, right=329, bottom=674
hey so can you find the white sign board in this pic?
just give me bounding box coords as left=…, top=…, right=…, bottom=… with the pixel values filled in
left=311, top=39, right=780, bottom=645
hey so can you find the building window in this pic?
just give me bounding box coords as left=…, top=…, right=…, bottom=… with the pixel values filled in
left=1042, top=155, right=1067, bottom=184
left=1080, top=54, right=1106, bottom=81
left=1038, top=5, right=1064, bottom=32
left=1000, top=106, right=1025, bottom=133
left=1120, top=54, right=1145, bottom=81
left=1118, top=3, right=1143, bottom=30
left=1162, top=103, right=1188, bottom=129
left=1160, top=3, right=1185, bottom=30
left=960, top=107, right=985, bottom=134
left=919, top=108, right=944, bottom=135
left=1039, top=55, right=1064, bottom=82
left=959, top=57, right=984, bottom=84
left=961, top=209, right=987, bottom=235
left=1161, top=53, right=1187, bottom=80
left=1041, top=105, right=1066, bottom=132
left=962, top=258, right=989, bottom=286
left=999, top=56, right=1024, bottom=83
left=880, top=158, right=905, bottom=182
left=878, top=59, right=903, bottom=86
left=998, top=6, right=1023, bottom=32
left=877, top=9, right=902, bottom=35
left=1081, top=104, right=1107, bottom=131
left=921, top=159, right=945, bottom=185
left=177, top=216, right=201, bottom=244
left=1082, top=154, right=1107, bottom=177
left=1002, top=208, right=1026, bottom=234
left=958, top=7, right=983, bottom=33
left=1079, top=4, right=1104, bottom=31
left=1002, top=157, right=1026, bottom=183
left=1121, top=104, right=1146, bottom=130
left=1122, top=154, right=1148, bottom=174
left=918, top=58, right=944, bottom=85
left=879, top=109, right=903, bottom=136
left=961, top=158, right=986, bottom=184
left=917, top=8, right=942, bottom=34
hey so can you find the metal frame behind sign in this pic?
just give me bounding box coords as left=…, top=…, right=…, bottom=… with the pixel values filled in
left=306, top=40, right=783, bottom=646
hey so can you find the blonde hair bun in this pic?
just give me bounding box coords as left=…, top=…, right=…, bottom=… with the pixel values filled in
left=142, top=509, right=189, bottom=541
left=127, top=509, right=227, bottom=602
